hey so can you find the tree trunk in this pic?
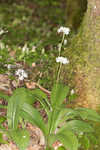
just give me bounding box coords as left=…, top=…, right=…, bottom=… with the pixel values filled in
left=74, top=0, right=100, bottom=109
left=66, top=0, right=87, bottom=30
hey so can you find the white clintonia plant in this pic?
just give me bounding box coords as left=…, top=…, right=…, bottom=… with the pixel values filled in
left=57, top=26, right=70, bottom=35
left=15, top=69, right=28, bottom=80
left=56, top=56, right=69, bottom=64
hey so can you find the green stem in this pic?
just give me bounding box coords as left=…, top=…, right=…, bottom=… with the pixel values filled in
left=56, top=63, right=62, bottom=84
left=56, top=33, right=65, bottom=83
left=58, top=33, right=65, bottom=56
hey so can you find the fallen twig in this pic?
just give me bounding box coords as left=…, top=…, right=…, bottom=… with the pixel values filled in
left=25, top=82, right=51, bottom=96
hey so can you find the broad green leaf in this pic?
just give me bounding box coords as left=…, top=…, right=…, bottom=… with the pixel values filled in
left=58, top=120, right=93, bottom=134
left=48, top=109, right=61, bottom=134
left=48, top=108, right=79, bottom=134
left=9, top=129, right=30, bottom=150
left=51, top=83, right=69, bottom=108
left=0, top=92, right=9, bottom=101
left=7, top=96, right=21, bottom=129
left=21, top=103, right=47, bottom=136
left=7, top=88, right=35, bottom=129
left=48, top=111, right=53, bottom=133
left=56, top=130, right=78, bottom=150
left=12, top=88, right=35, bottom=105
left=57, top=108, right=79, bottom=124
left=32, top=89, right=51, bottom=115
left=75, top=108, right=100, bottom=122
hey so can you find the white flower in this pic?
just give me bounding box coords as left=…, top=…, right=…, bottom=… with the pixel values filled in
left=0, top=28, right=8, bottom=35
left=7, top=64, right=12, bottom=69
left=71, top=89, right=75, bottom=95
left=57, top=26, right=70, bottom=35
left=64, top=39, right=67, bottom=45
left=6, top=45, right=9, bottom=48
left=41, top=48, right=45, bottom=54
left=0, top=42, right=5, bottom=49
left=56, top=56, right=69, bottom=64
left=22, top=43, right=29, bottom=54
left=7, top=64, right=16, bottom=69
left=0, top=29, right=5, bottom=35
left=15, top=69, right=28, bottom=80
left=79, top=132, right=83, bottom=136
left=31, top=46, right=36, bottom=52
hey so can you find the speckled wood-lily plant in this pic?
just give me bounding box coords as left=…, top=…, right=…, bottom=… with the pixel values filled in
left=0, top=84, right=100, bottom=150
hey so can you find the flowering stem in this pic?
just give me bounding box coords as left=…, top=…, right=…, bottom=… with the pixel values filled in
left=56, top=63, right=62, bottom=83
left=59, top=33, right=65, bottom=56
left=57, top=33, right=65, bottom=83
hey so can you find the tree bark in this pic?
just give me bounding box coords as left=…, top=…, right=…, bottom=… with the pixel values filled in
left=66, top=0, right=87, bottom=30
left=74, top=0, right=100, bottom=109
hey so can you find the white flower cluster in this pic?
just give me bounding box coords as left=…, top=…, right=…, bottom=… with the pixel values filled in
left=57, top=26, right=70, bottom=35
left=56, top=56, right=69, bottom=64
left=15, top=69, right=28, bottom=80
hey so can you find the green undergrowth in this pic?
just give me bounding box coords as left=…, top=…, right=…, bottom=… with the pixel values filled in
left=0, top=84, right=100, bottom=150
left=0, top=0, right=66, bottom=88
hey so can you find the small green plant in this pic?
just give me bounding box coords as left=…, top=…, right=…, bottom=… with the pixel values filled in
left=1, top=85, right=100, bottom=150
